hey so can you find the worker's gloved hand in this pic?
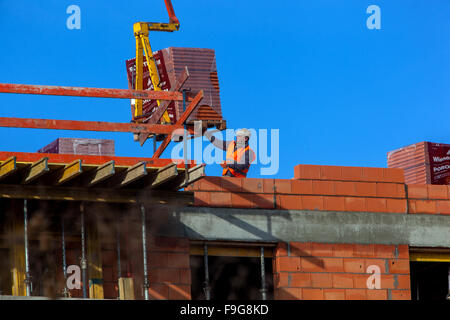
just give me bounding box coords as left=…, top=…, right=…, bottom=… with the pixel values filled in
left=220, top=162, right=227, bottom=168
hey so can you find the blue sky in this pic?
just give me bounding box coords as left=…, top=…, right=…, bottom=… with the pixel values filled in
left=0, top=1, right=449, bottom=178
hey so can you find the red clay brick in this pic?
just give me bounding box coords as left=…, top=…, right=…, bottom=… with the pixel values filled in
left=263, top=179, right=275, bottom=193
left=366, top=198, right=387, bottom=212
left=332, top=244, right=354, bottom=258
left=312, top=180, right=335, bottom=195
left=362, top=167, right=384, bottom=182
left=414, top=200, right=437, bottom=214
left=311, top=243, right=333, bottom=257
left=241, top=178, right=264, bottom=193
left=427, top=185, right=448, bottom=199
left=253, top=193, right=275, bottom=209
left=300, top=257, right=325, bottom=272
left=198, top=176, right=223, bottom=191
left=293, top=165, right=301, bottom=180
left=275, top=242, right=289, bottom=257
left=167, top=253, right=190, bottom=268
left=274, top=272, right=289, bottom=287
left=322, top=258, right=345, bottom=272
left=376, top=183, right=405, bottom=198
left=290, top=242, right=312, bottom=257
left=274, top=179, right=292, bottom=193
left=437, top=200, right=450, bottom=215
left=179, top=269, right=191, bottom=285
left=291, top=273, right=312, bottom=287
left=345, top=289, right=367, bottom=300
left=390, top=289, right=411, bottom=300
left=301, top=196, right=324, bottom=210
left=149, top=268, right=179, bottom=283
left=332, top=273, right=354, bottom=288
left=320, top=166, right=342, bottom=180
left=296, top=165, right=321, bottom=180
left=149, top=284, right=169, bottom=300
left=209, top=192, right=232, bottom=207
left=397, top=275, right=411, bottom=289
left=220, top=177, right=242, bottom=193
left=311, top=273, right=333, bottom=288
left=396, top=245, right=409, bottom=259
left=344, top=197, right=367, bottom=211
left=374, top=245, right=396, bottom=259
left=324, top=289, right=345, bottom=300
left=354, top=182, right=377, bottom=196
left=231, top=193, right=254, bottom=208
left=408, top=200, right=417, bottom=213
left=354, top=244, right=375, bottom=258
left=291, top=180, right=313, bottom=194
left=168, top=284, right=191, bottom=300
left=277, top=194, right=301, bottom=210
left=388, top=259, right=410, bottom=274
left=302, top=288, right=324, bottom=300
left=324, top=196, right=345, bottom=211
left=366, top=289, right=388, bottom=300
left=148, top=253, right=169, bottom=268
left=341, top=166, right=363, bottom=181
left=343, top=258, right=365, bottom=273
left=276, top=257, right=301, bottom=272
left=353, top=274, right=371, bottom=289
left=408, top=185, right=428, bottom=199
left=387, top=199, right=407, bottom=213
left=382, top=168, right=405, bottom=183
left=194, top=191, right=210, bottom=206
left=334, top=181, right=356, bottom=196
left=275, top=287, right=302, bottom=300
left=364, top=259, right=388, bottom=273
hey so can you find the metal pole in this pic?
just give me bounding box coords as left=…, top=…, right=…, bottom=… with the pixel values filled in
left=182, top=89, right=189, bottom=186
left=116, top=213, right=122, bottom=300
left=61, top=217, right=69, bottom=297
left=23, top=199, right=32, bottom=296
left=80, top=203, right=88, bottom=299
left=260, top=246, right=267, bottom=300
left=447, top=266, right=450, bottom=300
left=141, top=204, right=149, bottom=300
left=203, top=244, right=211, bottom=300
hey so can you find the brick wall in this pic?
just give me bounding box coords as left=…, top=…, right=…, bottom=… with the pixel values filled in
left=273, top=242, right=411, bottom=300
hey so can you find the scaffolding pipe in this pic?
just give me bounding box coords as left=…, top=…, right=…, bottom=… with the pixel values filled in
left=80, top=203, right=88, bottom=299
left=61, top=217, right=69, bottom=297
left=203, top=244, right=211, bottom=300
left=116, top=214, right=122, bottom=300
left=23, top=199, right=32, bottom=296
left=141, top=204, right=149, bottom=300
left=260, top=246, right=267, bottom=300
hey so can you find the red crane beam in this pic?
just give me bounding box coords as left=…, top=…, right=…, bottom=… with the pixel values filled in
left=0, top=83, right=183, bottom=101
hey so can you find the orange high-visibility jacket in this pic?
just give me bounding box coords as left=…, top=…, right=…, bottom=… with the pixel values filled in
left=222, top=141, right=255, bottom=177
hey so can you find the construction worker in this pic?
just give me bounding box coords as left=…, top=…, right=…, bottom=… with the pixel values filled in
left=205, top=128, right=256, bottom=177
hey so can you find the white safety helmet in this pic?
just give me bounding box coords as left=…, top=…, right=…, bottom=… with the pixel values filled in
left=236, top=128, right=251, bottom=138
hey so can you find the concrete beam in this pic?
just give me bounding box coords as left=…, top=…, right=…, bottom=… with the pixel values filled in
left=168, top=207, right=450, bottom=248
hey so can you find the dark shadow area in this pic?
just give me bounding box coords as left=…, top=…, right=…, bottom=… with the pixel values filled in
left=190, top=255, right=273, bottom=300
left=410, top=261, right=449, bottom=300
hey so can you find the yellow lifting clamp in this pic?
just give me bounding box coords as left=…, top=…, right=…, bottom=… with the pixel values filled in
left=133, top=0, right=180, bottom=123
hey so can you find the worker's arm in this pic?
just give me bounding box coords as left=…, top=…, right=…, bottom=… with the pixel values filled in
left=204, top=130, right=230, bottom=151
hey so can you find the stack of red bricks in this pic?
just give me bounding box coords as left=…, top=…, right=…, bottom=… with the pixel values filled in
left=408, top=184, right=450, bottom=215
left=187, top=164, right=409, bottom=214
left=273, top=242, right=411, bottom=300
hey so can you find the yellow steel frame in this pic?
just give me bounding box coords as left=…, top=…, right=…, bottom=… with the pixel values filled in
left=133, top=21, right=179, bottom=123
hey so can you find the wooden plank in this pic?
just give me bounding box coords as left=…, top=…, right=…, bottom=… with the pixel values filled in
left=410, top=252, right=450, bottom=262
left=55, top=160, right=82, bottom=185
left=189, top=245, right=274, bottom=258
left=0, top=151, right=195, bottom=169
left=86, top=161, right=115, bottom=186
left=110, top=162, right=147, bottom=188
left=150, top=163, right=178, bottom=188
left=0, top=117, right=183, bottom=135
left=0, top=184, right=194, bottom=205
left=0, top=156, right=17, bottom=180
left=23, top=157, right=49, bottom=184
left=118, top=278, right=135, bottom=300
left=0, top=83, right=183, bottom=101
